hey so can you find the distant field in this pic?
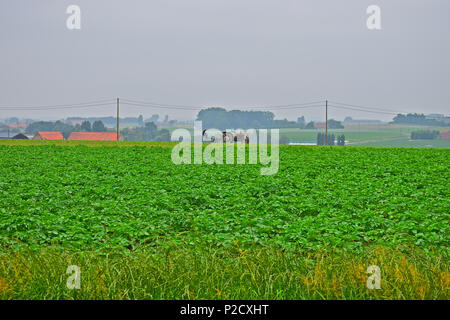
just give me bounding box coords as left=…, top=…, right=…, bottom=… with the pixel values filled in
left=280, top=125, right=449, bottom=147
left=354, top=138, right=450, bottom=148
left=279, top=128, right=404, bottom=143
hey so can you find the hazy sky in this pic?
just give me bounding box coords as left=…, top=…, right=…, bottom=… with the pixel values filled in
left=0, top=0, right=449, bottom=121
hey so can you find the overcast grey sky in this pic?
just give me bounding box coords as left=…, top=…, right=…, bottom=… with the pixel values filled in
left=0, top=0, right=449, bottom=121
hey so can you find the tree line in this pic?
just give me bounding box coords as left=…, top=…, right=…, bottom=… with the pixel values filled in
left=120, top=122, right=171, bottom=141
left=25, top=120, right=108, bottom=139
left=25, top=119, right=171, bottom=141
left=392, top=114, right=448, bottom=126
left=410, top=130, right=440, bottom=140
left=196, top=108, right=344, bottom=130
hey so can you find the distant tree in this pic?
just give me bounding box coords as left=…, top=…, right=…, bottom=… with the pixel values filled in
left=271, top=119, right=302, bottom=128
left=137, top=115, right=144, bottom=126
left=163, top=115, right=169, bottom=123
left=25, top=120, right=74, bottom=138
left=25, top=121, right=56, bottom=135
left=144, top=122, right=158, bottom=140
left=329, top=134, right=335, bottom=146
left=279, top=135, right=289, bottom=145
left=6, top=117, right=19, bottom=125
left=251, top=120, right=261, bottom=128
left=149, top=114, right=159, bottom=123
left=81, top=121, right=91, bottom=132
left=197, top=108, right=275, bottom=130
left=410, top=130, right=439, bottom=140
left=305, top=121, right=315, bottom=129
left=328, top=119, right=344, bottom=129
left=337, top=135, right=346, bottom=146
left=53, top=120, right=75, bottom=139
left=155, top=128, right=171, bottom=142
left=92, top=120, right=106, bottom=132
left=317, top=133, right=338, bottom=145
left=392, top=113, right=447, bottom=126
left=121, top=122, right=176, bottom=142
left=317, top=133, right=326, bottom=145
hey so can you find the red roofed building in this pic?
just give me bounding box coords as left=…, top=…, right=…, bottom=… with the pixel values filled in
left=8, top=123, right=28, bottom=129
left=68, top=132, right=121, bottom=141
left=314, top=122, right=326, bottom=129
left=33, top=131, right=64, bottom=140
left=440, top=129, right=450, bottom=140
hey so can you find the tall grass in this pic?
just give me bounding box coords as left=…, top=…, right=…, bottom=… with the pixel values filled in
left=0, top=243, right=448, bottom=300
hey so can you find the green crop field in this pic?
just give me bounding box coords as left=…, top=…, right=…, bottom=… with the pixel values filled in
left=279, top=128, right=406, bottom=143
left=354, top=138, right=450, bottom=148
left=279, top=125, right=450, bottom=148
left=0, top=141, right=449, bottom=299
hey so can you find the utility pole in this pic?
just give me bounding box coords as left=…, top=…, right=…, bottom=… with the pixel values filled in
left=325, top=99, right=328, bottom=145
left=116, top=98, right=120, bottom=141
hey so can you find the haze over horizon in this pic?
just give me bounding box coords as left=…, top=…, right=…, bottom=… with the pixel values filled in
left=0, top=0, right=449, bottom=122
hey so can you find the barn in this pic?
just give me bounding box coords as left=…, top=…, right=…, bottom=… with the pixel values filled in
left=68, top=132, right=121, bottom=141
left=12, top=133, right=29, bottom=139
left=440, top=129, right=450, bottom=140
left=33, top=132, right=64, bottom=140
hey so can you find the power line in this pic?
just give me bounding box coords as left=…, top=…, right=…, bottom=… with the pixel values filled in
left=247, top=101, right=325, bottom=110
left=0, top=103, right=113, bottom=111
left=0, top=97, right=437, bottom=115
left=0, top=98, right=324, bottom=111
left=328, top=104, right=399, bottom=115
left=121, top=101, right=325, bottom=111
left=0, top=103, right=115, bottom=111
left=120, top=98, right=199, bottom=109
left=0, top=99, right=115, bottom=110
left=328, top=100, right=407, bottom=114
left=120, top=102, right=200, bottom=111
left=121, top=98, right=325, bottom=110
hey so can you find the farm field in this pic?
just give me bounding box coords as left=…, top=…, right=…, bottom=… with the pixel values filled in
left=0, top=141, right=449, bottom=299
left=279, top=125, right=450, bottom=148
left=354, top=138, right=450, bottom=148
left=156, top=124, right=450, bottom=148
left=280, top=128, right=404, bottom=143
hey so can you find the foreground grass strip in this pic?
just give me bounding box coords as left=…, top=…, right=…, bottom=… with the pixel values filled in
left=0, top=245, right=448, bottom=300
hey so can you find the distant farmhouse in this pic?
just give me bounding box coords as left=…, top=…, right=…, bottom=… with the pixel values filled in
left=425, top=114, right=444, bottom=121
left=33, top=132, right=64, bottom=140
left=1, top=132, right=32, bottom=139
left=12, top=133, right=29, bottom=139
left=68, top=132, right=122, bottom=141
left=7, top=123, right=28, bottom=129
left=425, top=114, right=450, bottom=126
left=343, top=117, right=383, bottom=125
left=440, top=129, right=450, bottom=140
left=314, top=123, right=326, bottom=129
left=30, top=131, right=121, bottom=141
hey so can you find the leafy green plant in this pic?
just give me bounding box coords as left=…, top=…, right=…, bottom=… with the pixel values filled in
left=0, top=142, right=448, bottom=253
